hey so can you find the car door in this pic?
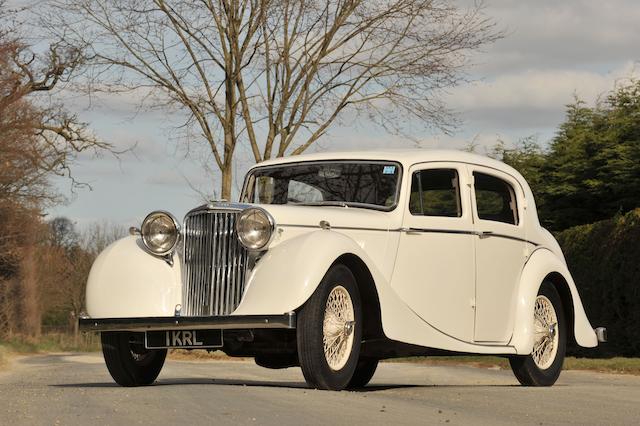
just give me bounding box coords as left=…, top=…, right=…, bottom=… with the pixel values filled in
left=471, top=168, right=528, bottom=343
left=391, top=162, right=476, bottom=342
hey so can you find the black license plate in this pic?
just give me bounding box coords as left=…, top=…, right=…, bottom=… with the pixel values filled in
left=145, top=329, right=223, bottom=349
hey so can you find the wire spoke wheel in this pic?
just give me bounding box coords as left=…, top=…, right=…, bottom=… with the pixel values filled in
left=297, top=264, right=362, bottom=390
left=323, top=285, right=355, bottom=371
left=532, top=295, right=559, bottom=370
left=509, top=281, right=566, bottom=387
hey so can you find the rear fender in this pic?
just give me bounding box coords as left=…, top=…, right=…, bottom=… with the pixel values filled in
left=510, top=248, right=597, bottom=353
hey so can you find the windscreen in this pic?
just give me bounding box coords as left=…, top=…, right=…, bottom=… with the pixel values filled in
left=242, top=161, right=401, bottom=210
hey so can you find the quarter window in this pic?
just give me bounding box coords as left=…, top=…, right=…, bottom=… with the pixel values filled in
left=410, top=169, right=462, bottom=217
left=473, top=172, right=519, bottom=225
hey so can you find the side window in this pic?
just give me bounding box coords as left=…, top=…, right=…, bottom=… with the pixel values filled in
left=410, top=169, right=461, bottom=217
left=473, top=172, right=519, bottom=225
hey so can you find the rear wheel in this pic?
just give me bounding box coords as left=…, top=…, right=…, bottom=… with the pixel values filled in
left=509, top=281, right=566, bottom=386
left=101, top=331, right=167, bottom=387
left=297, top=264, right=362, bottom=390
left=347, top=358, right=379, bottom=389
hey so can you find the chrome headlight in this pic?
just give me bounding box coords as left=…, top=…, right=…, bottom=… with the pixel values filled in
left=141, top=211, right=180, bottom=256
left=236, top=207, right=275, bottom=251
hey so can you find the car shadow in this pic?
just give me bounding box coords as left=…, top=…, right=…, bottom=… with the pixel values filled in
left=51, top=378, right=523, bottom=391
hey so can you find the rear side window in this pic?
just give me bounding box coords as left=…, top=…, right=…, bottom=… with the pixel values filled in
left=410, top=169, right=461, bottom=217
left=473, top=172, right=519, bottom=225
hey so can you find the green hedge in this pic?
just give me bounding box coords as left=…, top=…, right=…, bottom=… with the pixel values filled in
left=556, top=209, right=640, bottom=357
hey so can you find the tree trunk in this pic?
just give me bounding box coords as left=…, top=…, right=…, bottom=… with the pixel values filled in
left=20, top=242, right=41, bottom=338
left=73, top=312, right=79, bottom=347
left=221, top=163, right=233, bottom=201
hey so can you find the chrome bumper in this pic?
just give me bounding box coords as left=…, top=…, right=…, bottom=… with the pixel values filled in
left=595, top=327, right=607, bottom=343
left=79, top=312, right=296, bottom=332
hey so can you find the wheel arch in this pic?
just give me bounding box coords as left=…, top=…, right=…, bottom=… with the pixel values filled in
left=334, top=253, right=384, bottom=341
left=544, top=271, right=576, bottom=351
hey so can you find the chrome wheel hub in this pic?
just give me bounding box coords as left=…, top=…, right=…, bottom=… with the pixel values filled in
left=532, top=295, right=559, bottom=370
left=323, top=285, right=355, bottom=371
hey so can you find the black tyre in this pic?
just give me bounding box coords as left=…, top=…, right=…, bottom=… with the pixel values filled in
left=101, top=331, right=167, bottom=387
left=297, top=264, right=362, bottom=390
left=509, top=281, right=566, bottom=386
left=347, top=358, right=379, bottom=389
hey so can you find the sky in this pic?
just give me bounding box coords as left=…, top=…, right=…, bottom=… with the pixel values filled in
left=40, top=0, right=640, bottom=230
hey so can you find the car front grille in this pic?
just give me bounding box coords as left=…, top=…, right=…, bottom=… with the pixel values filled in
left=182, top=208, right=249, bottom=316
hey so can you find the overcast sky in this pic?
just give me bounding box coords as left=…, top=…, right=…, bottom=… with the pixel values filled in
left=42, top=0, right=640, bottom=229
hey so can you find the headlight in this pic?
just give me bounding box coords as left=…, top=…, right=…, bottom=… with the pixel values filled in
left=141, top=211, right=180, bottom=256
left=236, top=207, right=274, bottom=251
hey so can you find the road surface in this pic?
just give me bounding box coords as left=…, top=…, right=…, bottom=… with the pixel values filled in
left=0, top=353, right=638, bottom=425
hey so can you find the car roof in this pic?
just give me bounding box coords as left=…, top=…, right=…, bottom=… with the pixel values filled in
left=253, top=148, right=523, bottom=179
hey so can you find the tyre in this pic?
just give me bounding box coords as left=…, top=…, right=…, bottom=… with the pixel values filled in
left=297, top=264, right=362, bottom=390
left=347, top=358, right=378, bottom=389
left=509, top=281, right=566, bottom=386
left=101, top=331, right=167, bottom=387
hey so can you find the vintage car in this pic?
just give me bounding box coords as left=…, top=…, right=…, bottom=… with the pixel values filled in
left=81, top=149, right=606, bottom=390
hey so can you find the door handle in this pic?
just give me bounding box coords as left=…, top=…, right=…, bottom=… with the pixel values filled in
left=400, top=227, right=422, bottom=235
left=479, top=231, right=494, bottom=239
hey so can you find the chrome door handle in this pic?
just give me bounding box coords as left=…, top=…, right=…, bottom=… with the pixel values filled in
left=479, top=231, right=494, bottom=239
left=400, top=227, right=422, bottom=235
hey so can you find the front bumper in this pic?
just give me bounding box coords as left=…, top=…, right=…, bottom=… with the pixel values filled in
left=79, top=312, right=296, bottom=332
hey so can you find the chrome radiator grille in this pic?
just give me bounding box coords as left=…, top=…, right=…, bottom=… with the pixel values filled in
left=182, top=209, right=249, bottom=316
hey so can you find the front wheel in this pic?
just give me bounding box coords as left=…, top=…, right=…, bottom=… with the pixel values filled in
left=347, top=358, right=379, bottom=389
left=509, top=281, right=566, bottom=386
left=297, top=264, right=362, bottom=390
left=101, top=331, right=167, bottom=387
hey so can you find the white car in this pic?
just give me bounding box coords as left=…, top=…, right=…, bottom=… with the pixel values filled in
left=81, top=149, right=606, bottom=390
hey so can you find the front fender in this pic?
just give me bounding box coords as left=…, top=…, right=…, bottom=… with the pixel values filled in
left=510, top=248, right=597, bottom=353
left=86, top=236, right=182, bottom=318
left=232, top=230, right=378, bottom=316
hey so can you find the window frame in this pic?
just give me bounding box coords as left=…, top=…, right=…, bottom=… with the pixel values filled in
left=241, top=160, right=404, bottom=212
left=409, top=168, right=463, bottom=218
left=472, top=170, right=521, bottom=226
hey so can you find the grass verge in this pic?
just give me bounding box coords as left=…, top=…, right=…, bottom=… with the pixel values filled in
left=386, top=356, right=640, bottom=375
left=0, top=333, right=100, bottom=355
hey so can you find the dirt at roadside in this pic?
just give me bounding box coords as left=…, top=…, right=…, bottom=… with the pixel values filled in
left=167, top=349, right=250, bottom=361
left=0, top=346, right=13, bottom=371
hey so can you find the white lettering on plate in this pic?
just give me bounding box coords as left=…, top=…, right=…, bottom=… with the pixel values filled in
left=183, top=331, right=193, bottom=345
left=171, top=331, right=182, bottom=346
left=164, top=330, right=205, bottom=346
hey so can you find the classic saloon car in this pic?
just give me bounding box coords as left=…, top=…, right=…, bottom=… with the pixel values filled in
left=81, top=149, right=605, bottom=390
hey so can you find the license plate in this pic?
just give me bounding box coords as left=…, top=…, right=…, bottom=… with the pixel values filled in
left=145, top=329, right=223, bottom=349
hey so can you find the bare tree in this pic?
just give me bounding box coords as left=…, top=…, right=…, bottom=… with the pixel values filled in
left=45, top=0, right=501, bottom=199
left=0, top=2, right=117, bottom=337
left=1, top=11, right=115, bottom=205
left=48, top=217, right=79, bottom=249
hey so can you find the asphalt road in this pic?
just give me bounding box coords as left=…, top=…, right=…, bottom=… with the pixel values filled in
left=0, top=353, right=638, bottom=426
